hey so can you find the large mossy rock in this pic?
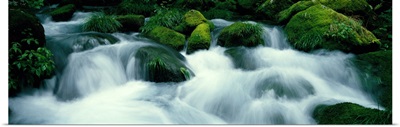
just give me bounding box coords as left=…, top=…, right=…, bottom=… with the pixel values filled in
left=278, top=0, right=372, bottom=24
left=317, top=0, right=372, bottom=15
left=115, top=14, right=145, bottom=32
left=187, top=23, right=211, bottom=54
left=353, top=50, right=392, bottom=109
left=174, top=10, right=209, bottom=34
left=284, top=5, right=380, bottom=54
left=9, top=9, right=46, bottom=50
left=50, top=4, right=76, bottom=22
left=146, top=26, right=186, bottom=51
left=135, top=46, right=194, bottom=83
left=313, top=102, right=392, bottom=124
left=217, top=22, right=264, bottom=48
left=256, top=0, right=295, bottom=22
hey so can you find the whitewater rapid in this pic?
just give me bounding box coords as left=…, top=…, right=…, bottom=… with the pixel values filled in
left=8, top=12, right=380, bottom=124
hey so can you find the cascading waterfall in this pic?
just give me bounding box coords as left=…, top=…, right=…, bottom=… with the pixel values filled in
left=8, top=12, right=381, bottom=124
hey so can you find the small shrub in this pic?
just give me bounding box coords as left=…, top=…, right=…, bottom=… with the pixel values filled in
left=82, top=13, right=122, bottom=33
left=9, top=29, right=55, bottom=95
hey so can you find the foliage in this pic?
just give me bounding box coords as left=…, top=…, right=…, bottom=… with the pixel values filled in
left=107, top=0, right=157, bottom=16
left=50, top=4, right=76, bottom=21
left=180, top=67, right=191, bottom=80
left=140, top=8, right=185, bottom=34
left=9, top=29, right=55, bottom=93
left=256, top=0, right=295, bottom=22
left=9, top=0, right=44, bottom=9
left=370, top=8, right=392, bottom=50
left=82, top=13, right=122, bottom=33
left=313, top=102, right=392, bottom=124
left=218, top=22, right=264, bottom=47
left=203, top=8, right=234, bottom=20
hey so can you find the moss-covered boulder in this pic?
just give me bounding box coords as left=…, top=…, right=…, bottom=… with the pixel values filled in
left=174, top=10, right=208, bottom=34
left=313, top=102, right=392, bottom=124
left=284, top=4, right=380, bottom=54
left=146, top=26, right=186, bottom=51
left=9, top=9, right=46, bottom=50
left=50, top=4, right=76, bottom=22
left=135, top=46, right=194, bottom=83
left=317, top=0, right=372, bottom=15
left=256, top=0, right=295, bottom=22
left=217, top=22, right=264, bottom=48
left=187, top=23, right=211, bottom=54
left=278, top=1, right=318, bottom=24
left=115, top=14, right=145, bottom=32
left=278, top=0, right=372, bottom=24
left=353, top=50, right=392, bottom=109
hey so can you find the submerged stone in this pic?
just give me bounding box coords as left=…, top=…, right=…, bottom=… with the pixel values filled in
left=135, top=46, right=194, bottom=83
left=224, top=47, right=258, bottom=70
left=313, top=102, right=392, bottom=124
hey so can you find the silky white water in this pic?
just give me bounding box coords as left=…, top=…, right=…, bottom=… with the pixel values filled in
left=9, top=12, right=381, bottom=124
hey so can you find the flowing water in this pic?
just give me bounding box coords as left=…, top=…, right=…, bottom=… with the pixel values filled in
left=9, top=12, right=381, bottom=124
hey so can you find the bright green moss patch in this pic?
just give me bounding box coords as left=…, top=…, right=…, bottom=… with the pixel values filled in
left=318, top=0, right=371, bottom=15
left=115, top=14, right=145, bottom=32
left=147, top=26, right=186, bottom=51
left=284, top=4, right=380, bottom=53
left=187, top=23, right=211, bottom=54
left=184, top=10, right=208, bottom=27
left=313, top=102, right=392, bottom=124
left=278, top=1, right=317, bottom=24
left=218, top=22, right=264, bottom=47
left=50, top=4, right=76, bottom=21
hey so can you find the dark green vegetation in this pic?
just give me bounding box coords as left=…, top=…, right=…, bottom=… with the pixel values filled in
left=218, top=22, right=264, bottom=47
left=82, top=12, right=122, bottom=33
left=49, top=4, right=76, bottom=21
left=115, top=14, right=145, bottom=32
left=9, top=0, right=392, bottom=125
left=353, top=50, right=392, bottom=109
left=9, top=8, right=55, bottom=97
left=313, top=102, right=391, bottom=124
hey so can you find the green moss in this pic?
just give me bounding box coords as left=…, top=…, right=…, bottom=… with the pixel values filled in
left=355, top=50, right=392, bottom=109
left=187, top=23, right=211, bottom=54
left=184, top=9, right=208, bottom=27
left=218, top=22, right=264, bottom=47
left=82, top=13, right=122, bottom=33
left=284, top=4, right=380, bottom=53
left=140, top=9, right=185, bottom=34
left=313, top=102, right=392, bottom=124
left=278, top=1, right=317, bottom=24
left=256, top=0, right=295, bottom=22
left=147, top=26, right=186, bottom=51
left=135, top=46, right=193, bottom=83
left=115, top=14, right=145, bottom=32
left=50, top=4, right=76, bottom=21
left=318, top=0, right=372, bottom=15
